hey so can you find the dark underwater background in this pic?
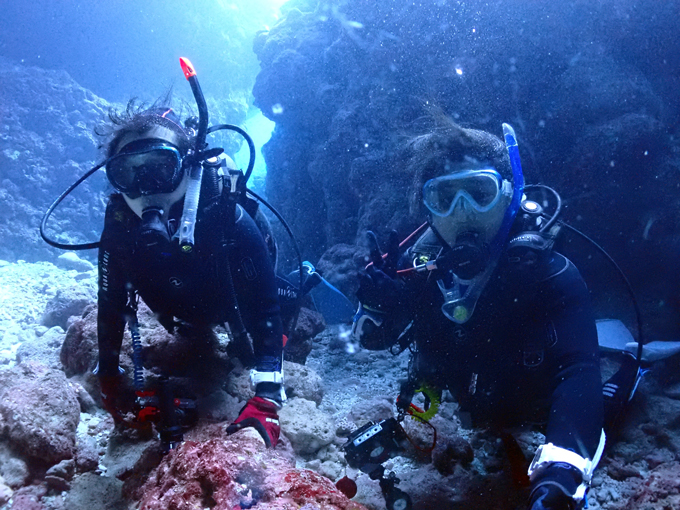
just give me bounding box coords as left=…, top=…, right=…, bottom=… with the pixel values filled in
left=1, top=1, right=680, bottom=509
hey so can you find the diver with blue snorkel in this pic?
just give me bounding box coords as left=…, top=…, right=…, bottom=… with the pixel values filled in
left=352, top=120, right=605, bottom=510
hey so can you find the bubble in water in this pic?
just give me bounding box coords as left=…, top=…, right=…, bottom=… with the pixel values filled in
left=272, top=103, right=284, bottom=115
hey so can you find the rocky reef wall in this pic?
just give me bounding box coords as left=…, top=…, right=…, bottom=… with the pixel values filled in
left=0, top=58, right=248, bottom=264
left=253, top=0, right=680, bottom=338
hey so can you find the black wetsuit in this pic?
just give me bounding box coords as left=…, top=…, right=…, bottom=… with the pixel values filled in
left=360, top=229, right=603, bottom=460
left=97, top=193, right=283, bottom=378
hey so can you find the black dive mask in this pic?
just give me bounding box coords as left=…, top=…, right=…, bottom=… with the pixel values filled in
left=106, top=139, right=184, bottom=197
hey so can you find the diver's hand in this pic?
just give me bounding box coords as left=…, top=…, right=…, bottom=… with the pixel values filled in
left=528, top=464, right=582, bottom=510
left=357, top=265, right=404, bottom=312
left=226, top=397, right=280, bottom=448
left=98, top=374, right=129, bottom=424
left=358, top=230, right=405, bottom=311
left=367, top=230, right=401, bottom=277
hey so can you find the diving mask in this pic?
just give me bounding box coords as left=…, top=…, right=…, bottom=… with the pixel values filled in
left=106, top=139, right=184, bottom=197
left=423, top=169, right=510, bottom=217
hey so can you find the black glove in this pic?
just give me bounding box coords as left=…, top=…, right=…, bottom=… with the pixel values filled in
left=356, top=230, right=404, bottom=312
left=529, top=463, right=583, bottom=510
left=396, top=379, right=417, bottom=415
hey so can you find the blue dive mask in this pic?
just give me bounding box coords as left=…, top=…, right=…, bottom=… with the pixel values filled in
left=423, top=169, right=505, bottom=217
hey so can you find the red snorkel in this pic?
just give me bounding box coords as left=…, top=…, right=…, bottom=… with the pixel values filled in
left=176, top=57, right=209, bottom=251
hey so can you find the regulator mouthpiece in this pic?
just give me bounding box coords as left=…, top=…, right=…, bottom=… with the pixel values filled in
left=139, top=206, right=171, bottom=250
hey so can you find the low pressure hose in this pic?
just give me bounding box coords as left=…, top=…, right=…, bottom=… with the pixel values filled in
left=40, top=161, right=106, bottom=250
left=129, top=318, right=145, bottom=391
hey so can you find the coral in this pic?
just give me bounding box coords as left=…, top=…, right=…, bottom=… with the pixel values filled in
left=131, top=428, right=367, bottom=510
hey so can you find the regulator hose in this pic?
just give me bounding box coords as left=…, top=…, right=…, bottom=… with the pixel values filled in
left=40, top=161, right=105, bottom=250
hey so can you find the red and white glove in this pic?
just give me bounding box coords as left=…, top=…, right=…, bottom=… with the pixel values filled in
left=226, top=397, right=280, bottom=447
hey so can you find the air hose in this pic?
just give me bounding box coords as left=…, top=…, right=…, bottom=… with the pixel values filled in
left=129, top=318, right=145, bottom=391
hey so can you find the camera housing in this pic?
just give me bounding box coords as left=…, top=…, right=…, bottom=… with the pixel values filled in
left=343, top=418, right=409, bottom=478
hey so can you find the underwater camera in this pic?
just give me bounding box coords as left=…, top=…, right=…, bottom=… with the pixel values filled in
left=342, top=418, right=413, bottom=510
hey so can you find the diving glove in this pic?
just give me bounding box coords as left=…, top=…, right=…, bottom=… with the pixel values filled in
left=528, top=463, right=582, bottom=510
left=357, top=265, right=404, bottom=313
left=226, top=396, right=280, bottom=448
left=98, top=373, right=132, bottom=424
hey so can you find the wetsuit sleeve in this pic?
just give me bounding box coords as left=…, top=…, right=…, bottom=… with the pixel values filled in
left=97, top=196, right=133, bottom=377
left=541, top=255, right=603, bottom=460
left=229, top=207, right=283, bottom=372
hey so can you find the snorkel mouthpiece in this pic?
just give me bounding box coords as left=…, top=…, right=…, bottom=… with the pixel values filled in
left=177, top=57, right=209, bottom=252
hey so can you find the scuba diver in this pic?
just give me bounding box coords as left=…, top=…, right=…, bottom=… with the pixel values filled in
left=41, top=59, right=299, bottom=450
left=352, top=121, right=606, bottom=510
left=94, top=103, right=286, bottom=448
left=95, top=102, right=288, bottom=447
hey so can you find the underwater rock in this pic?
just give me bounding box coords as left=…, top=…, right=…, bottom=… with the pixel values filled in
left=70, top=378, right=98, bottom=413
left=225, top=362, right=256, bottom=401
left=74, top=434, right=99, bottom=473
left=130, top=428, right=367, bottom=510
left=309, top=444, right=347, bottom=481
left=622, top=461, right=680, bottom=509
left=42, top=284, right=96, bottom=330
left=0, top=361, right=80, bottom=463
left=104, top=429, right=158, bottom=480
left=227, top=360, right=324, bottom=405
left=0, top=57, right=109, bottom=263
left=62, top=300, right=233, bottom=401
left=316, top=244, right=368, bottom=305
left=64, top=472, right=126, bottom=510
left=0, top=475, right=12, bottom=506
left=279, top=397, right=336, bottom=455
left=347, top=397, right=393, bottom=425
left=0, top=444, right=30, bottom=489
left=60, top=308, right=98, bottom=377
left=56, top=252, right=95, bottom=273
left=15, top=326, right=65, bottom=370
left=140, top=322, right=231, bottom=388
left=432, top=436, right=475, bottom=475
left=282, top=360, right=325, bottom=404
left=285, top=307, right=326, bottom=364
left=196, top=389, right=244, bottom=423
left=45, top=458, right=75, bottom=482
left=10, top=484, right=48, bottom=510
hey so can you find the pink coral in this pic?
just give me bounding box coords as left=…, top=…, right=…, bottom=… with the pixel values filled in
left=135, top=429, right=367, bottom=510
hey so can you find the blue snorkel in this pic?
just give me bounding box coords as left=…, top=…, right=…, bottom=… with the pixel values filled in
left=438, top=123, right=525, bottom=323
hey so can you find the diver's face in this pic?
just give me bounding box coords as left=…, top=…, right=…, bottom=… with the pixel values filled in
left=113, top=126, right=188, bottom=220
left=423, top=169, right=513, bottom=247
left=430, top=193, right=511, bottom=246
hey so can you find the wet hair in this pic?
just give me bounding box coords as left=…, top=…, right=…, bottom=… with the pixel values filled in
left=403, top=113, right=512, bottom=216
left=96, top=96, right=192, bottom=159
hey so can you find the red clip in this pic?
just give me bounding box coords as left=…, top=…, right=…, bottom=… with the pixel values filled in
left=138, top=406, right=160, bottom=422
